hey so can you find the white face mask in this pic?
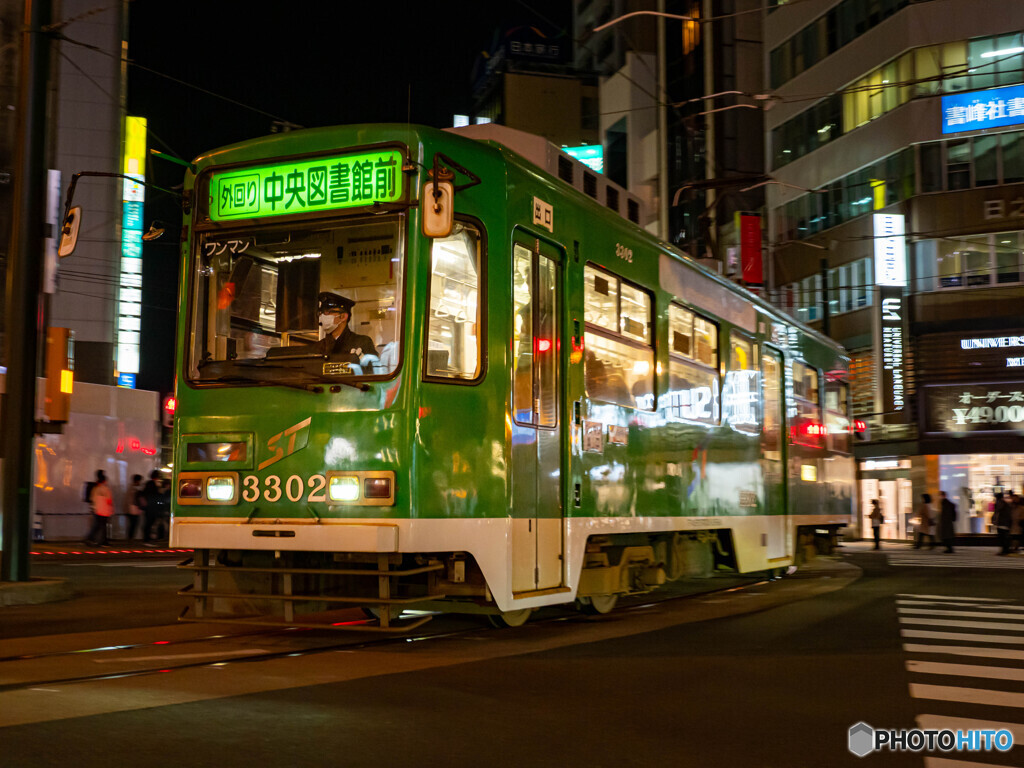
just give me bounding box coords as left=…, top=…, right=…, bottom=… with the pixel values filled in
left=320, top=313, right=341, bottom=333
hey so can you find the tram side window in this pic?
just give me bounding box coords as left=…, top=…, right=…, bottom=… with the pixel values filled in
left=665, top=303, right=720, bottom=425
left=792, top=361, right=824, bottom=447
left=583, top=265, right=654, bottom=410
left=825, top=378, right=851, bottom=454
left=425, top=224, right=482, bottom=380
left=724, top=333, right=759, bottom=433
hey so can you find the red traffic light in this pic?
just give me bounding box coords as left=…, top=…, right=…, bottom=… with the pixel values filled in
left=162, top=395, right=177, bottom=428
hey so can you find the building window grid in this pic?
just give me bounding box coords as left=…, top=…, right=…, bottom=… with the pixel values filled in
left=771, top=31, right=1024, bottom=170
left=775, top=129, right=1024, bottom=246
left=780, top=258, right=872, bottom=324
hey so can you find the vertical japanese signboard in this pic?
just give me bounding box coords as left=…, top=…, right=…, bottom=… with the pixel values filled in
left=738, top=213, right=763, bottom=285
left=874, top=213, right=907, bottom=422
left=208, top=149, right=404, bottom=222
left=118, top=116, right=146, bottom=383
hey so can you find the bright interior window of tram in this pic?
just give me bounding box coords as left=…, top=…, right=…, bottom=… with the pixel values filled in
left=190, top=216, right=404, bottom=380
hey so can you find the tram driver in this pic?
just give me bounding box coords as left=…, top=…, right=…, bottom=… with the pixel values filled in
left=314, top=291, right=378, bottom=362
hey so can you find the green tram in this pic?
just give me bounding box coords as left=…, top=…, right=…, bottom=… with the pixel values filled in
left=172, top=123, right=854, bottom=630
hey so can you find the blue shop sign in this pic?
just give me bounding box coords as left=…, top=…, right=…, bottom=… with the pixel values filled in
left=942, top=84, right=1024, bottom=134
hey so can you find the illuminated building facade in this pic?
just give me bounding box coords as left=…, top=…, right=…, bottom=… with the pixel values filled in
left=765, top=0, right=1024, bottom=538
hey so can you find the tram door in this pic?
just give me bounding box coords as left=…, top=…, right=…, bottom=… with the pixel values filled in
left=510, top=238, right=564, bottom=592
left=761, top=347, right=791, bottom=560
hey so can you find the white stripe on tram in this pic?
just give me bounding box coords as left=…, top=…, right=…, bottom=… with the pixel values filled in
left=906, top=660, right=1024, bottom=682
left=898, top=600, right=1024, bottom=611
left=898, top=607, right=1024, bottom=621
left=901, top=629, right=1024, bottom=645
left=910, top=683, right=1024, bottom=709
left=904, top=644, right=1024, bottom=661
left=917, top=714, right=1024, bottom=745
left=901, top=598, right=1003, bottom=606
left=899, top=617, right=1024, bottom=632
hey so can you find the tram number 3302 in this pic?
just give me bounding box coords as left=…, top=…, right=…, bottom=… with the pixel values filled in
left=241, top=474, right=327, bottom=503
left=615, top=243, right=633, bottom=263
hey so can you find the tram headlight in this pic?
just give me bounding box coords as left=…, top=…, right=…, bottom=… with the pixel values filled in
left=329, top=475, right=361, bottom=502
left=363, top=477, right=392, bottom=499
left=206, top=476, right=236, bottom=502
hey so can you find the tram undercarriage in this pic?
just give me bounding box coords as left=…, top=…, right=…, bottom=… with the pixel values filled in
left=177, top=524, right=841, bottom=632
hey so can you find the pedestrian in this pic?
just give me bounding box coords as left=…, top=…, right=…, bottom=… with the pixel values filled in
left=142, top=470, right=164, bottom=543
left=1009, top=492, right=1024, bottom=554
left=914, top=493, right=935, bottom=550
left=869, top=499, right=884, bottom=550
left=125, top=473, right=144, bottom=540
left=85, top=470, right=113, bottom=546
left=938, top=491, right=957, bottom=553
left=992, top=491, right=1013, bottom=555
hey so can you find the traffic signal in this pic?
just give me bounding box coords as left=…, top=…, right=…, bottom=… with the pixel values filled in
left=44, top=327, right=73, bottom=422
left=162, top=395, right=177, bottom=428
left=853, top=419, right=870, bottom=441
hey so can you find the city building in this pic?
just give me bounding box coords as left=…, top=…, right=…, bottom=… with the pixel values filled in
left=574, top=0, right=767, bottom=268
left=765, top=0, right=1024, bottom=539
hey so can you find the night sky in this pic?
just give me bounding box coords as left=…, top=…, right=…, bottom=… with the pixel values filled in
left=125, top=0, right=571, bottom=393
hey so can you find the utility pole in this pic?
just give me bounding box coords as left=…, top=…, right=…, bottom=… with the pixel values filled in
left=2, top=0, right=51, bottom=582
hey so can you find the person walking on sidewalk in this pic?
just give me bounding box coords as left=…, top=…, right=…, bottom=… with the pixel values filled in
left=1010, top=492, right=1024, bottom=553
left=914, top=493, right=935, bottom=550
left=993, top=491, right=1013, bottom=555
left=85, top=470, right=113, bottom=546
left=869, top=499, right=884, bottom=550
left=938, top=491, right=957, bottom=553
left=125, top=473, right=144, bottom=541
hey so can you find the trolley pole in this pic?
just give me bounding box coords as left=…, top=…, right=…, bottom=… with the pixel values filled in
left=2, top=0, right=51, bottom=582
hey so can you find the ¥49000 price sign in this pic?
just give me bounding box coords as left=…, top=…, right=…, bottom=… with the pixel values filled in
left=209, top=149, right=404, bottom=221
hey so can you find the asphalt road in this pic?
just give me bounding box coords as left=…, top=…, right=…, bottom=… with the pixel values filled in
left=0, top=543, right=1022, bottom=768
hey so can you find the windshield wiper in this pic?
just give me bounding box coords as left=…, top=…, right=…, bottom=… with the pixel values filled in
left=200, top=374, right=320, bottom=393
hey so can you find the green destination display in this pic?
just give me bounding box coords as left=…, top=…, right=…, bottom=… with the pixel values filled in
left=209, top=149, right=404, bottom=221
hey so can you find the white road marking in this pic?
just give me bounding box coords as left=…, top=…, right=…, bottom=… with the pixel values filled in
left=917, top=714, right=1024, bottom=744
left=923, top=758, right=1017, bottom=768
left=901, top=629, right=1024, bottom=645
left=898, top=607, right=1024, bottom=621
left=897, top=598, right=1007, bottom=606
left=904, top=644, right=1024, bottom=661
left=910, top=683, right=1024, bottom=709
left=898, top=600, right=1024, bottom=611
left=899, top=618, right=1024, bottom=632
left=906, top=660, right=1024, bottom=682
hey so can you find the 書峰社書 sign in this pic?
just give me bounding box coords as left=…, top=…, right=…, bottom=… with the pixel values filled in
left=208, top=149, right=404, bottom=222
left=942, top=84, right=1024, bottom=135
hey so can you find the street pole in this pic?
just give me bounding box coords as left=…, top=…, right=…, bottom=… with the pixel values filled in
left=2, top=0, right=51, bottom=582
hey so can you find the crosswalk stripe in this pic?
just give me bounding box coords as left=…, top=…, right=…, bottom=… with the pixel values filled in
left=923, top=758, right=1017, bottom=768
left=899, top=600, right=1024, bottom=611
left=917, top=714, right=1024, bottom=744
left=897, top=598, right=1007, bottom=606
left=887, top=559, right=1024, bottom=569
left=899, top=608, right=1024, bottom=621
left=900, top=617, right=1024, bottom=632
left=902, top=629, right=1024, bottom=645
left=906, top=660, right=1024, bottom=682
left=910, top=683, right=1024, bottom=709
left=904, top=644, right=1024, bottom=661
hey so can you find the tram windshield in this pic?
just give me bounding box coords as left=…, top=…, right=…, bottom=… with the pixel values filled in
left=188, top=215, right=404, bottom=384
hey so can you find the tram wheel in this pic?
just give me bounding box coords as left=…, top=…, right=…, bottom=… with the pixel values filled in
left=487, top=608, right=533, bottom=628
left=578, top=594, right=618, bottom=615
left=361, top=605, right=403, bottom=621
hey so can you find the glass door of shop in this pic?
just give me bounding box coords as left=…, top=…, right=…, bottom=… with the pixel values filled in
left=861, top=477, right=913, bottom=541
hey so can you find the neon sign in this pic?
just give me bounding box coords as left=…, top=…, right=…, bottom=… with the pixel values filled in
left=209, top=149, right=404, bottom=222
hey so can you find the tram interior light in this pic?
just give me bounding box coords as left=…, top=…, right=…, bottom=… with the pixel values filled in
left=329, top=475, right=360, bottom=502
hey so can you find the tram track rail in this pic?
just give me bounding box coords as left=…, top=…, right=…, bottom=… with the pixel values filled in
left=0, top=573, right=772, bottom=696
